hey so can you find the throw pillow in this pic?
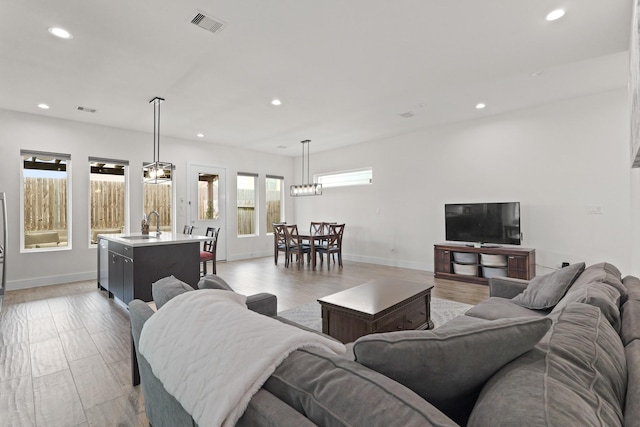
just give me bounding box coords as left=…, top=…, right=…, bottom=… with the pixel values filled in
left=352, top=316, right=551, bottom=425
left=512, top=262, right=585, bottom=310
left=152, top=275, right=195, bottom=309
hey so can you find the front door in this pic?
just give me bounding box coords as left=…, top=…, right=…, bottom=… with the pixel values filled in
left=188, top=163, right=226, bottom=261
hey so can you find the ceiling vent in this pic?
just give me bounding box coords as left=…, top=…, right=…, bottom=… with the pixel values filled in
left=77, top=106, right=96, bottom=113
left=190, top=11, right=226, bottom=34
left=399, top=111, right=415, bottom=118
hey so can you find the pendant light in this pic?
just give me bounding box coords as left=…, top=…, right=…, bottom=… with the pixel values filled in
left=290, top=139, right=322, bottom=196
left=142, top=97, right=173, bottom=184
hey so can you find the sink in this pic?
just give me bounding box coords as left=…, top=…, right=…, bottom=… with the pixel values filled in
left=120, top=235, right=158, bottom=240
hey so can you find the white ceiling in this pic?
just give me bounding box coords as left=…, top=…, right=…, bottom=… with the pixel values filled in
left=0, top=0, right=633, bottom=156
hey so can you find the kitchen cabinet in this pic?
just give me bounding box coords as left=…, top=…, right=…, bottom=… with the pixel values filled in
left=98, top=233, right=207, bottom=305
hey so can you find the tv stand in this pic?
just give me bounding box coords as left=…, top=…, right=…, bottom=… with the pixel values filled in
left=434, top=243, right=535, bottom=285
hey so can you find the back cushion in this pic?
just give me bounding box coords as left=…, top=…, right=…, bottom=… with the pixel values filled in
left=152, top=275, right=195, bottom=309
left=571, top=263, right=627, bottom=302
left=621, top=300, right=640, bottom=346
left=624, top=275, right=640, bottom=301
left=468, top=303, right=627, bottom=427
left=625, top=340, right=640, bottom=427
left=552, top=281, right=623, bottom=332
left=264, top=348, right=458, bottom=427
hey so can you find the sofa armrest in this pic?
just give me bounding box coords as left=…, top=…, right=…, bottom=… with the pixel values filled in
left=247, top=293, right=278, bottom=317
left=129, top=299, right=156, bottom=386
left=489, top=277, right=530, bottom=299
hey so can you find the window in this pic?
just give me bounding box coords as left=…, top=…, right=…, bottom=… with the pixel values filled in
left=89, top=158, right=128, bottom=245
left=237, top=173, right=257, bottom=236
left=143, top=163, right=173, bottom=233
left=266, top=175, right=284, bottom=233
left=198, top=173, right=219, bottom=220
left=21, top=150, right=71, bottom=251
left=316, top=168, right=373, bottom=188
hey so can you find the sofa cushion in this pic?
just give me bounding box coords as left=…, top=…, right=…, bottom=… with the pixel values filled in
left=197, top=274, right=234, bottom=291
left=573, top=262, right=621, bottom=287
left=465, top=297, right=548, bottom=320
left=264, top=347, right=458, bottom=427
left=352, top=317, right=551, bottom=425
left=152, top=275, right=195, bottom=309
left=621, top=299, right=640, bottom=346
left=237, top=389, right=317, bottom=427
left=624, top=275, right=640, bottom=301
left=571, top=262, right=627, bottom=304
left=625, top=340, right=640, bottom=427
left=468, top=303, right=627, bottom=427
left=552, top=281, right=622, bottom=332
left=512, top=262, right=585, bottom=310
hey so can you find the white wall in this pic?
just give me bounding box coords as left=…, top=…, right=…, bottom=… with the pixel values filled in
left=0, top=109, right=294, bottom=289
left=2, top=87, right=637, bottom=289
left=294, top=89, right=637, bottom=276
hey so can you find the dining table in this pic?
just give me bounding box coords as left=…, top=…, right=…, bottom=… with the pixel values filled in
left=297, top=230, right=332, bottom=270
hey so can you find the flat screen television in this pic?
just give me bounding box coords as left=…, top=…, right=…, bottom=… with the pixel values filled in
left=445, top=202, right=521, bottom=246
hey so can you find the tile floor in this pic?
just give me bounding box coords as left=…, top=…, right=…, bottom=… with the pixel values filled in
left=0, top=280, right=147, bottom=427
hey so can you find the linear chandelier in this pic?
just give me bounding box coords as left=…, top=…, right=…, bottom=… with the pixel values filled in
left=290, top=139, right=322, bottom=197
left=142, top=97, right=173, bottom=184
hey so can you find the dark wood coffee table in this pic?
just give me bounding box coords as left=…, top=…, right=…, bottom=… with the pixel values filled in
left=317, top=278, right=434, bottom=343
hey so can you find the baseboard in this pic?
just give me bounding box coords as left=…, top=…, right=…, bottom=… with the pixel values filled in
left=7, top=271, right=97, bottom=291
left=226, top=250, right=272, bottom=262
left=342, top=254, right=433, bottom=272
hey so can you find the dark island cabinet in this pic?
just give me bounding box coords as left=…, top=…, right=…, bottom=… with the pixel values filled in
left=100, top=238, right=200, bottom=305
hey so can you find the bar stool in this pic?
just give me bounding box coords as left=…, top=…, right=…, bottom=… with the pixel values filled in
left=200, top=227, right=219, bottom=276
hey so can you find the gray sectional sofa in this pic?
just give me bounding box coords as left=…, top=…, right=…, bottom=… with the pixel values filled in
left=130, top=263, right=640, bottom=426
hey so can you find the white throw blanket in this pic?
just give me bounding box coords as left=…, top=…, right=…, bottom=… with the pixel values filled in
left=139, top=290, right=346, bottom=427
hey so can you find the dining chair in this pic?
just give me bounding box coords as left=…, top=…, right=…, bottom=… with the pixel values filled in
left=310, top=222, right=324, bottom=234
left=272, top=223, right=289, bottom=267
left=312, top=222, right=337, bottom=264
left=284, top=224, right=311, bottom=270
left=200, top=227, right=220, bottom=276
left=183, top=225, right=194, bottom=234
left=309, top=221, right=326, bottom=264
left=318, top=223, right=345, bottom=268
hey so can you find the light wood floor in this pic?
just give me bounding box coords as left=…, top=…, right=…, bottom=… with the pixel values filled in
left=216, top=256, right=490, bottom=310
left=0, top=257, right=488, bottom=426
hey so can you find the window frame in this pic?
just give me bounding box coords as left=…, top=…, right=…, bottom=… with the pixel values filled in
left=265, top=175, right=285, bottom=234
left=237, top=172, right=258, bottom=237
left=20, top=150, right=72, bottom=253
left=315, top=167, right=373, bottom=189
left=88, top=157, right=129, bottom=247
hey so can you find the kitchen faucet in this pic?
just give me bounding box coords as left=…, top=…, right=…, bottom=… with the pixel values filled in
left=147, top=210, right=161, bottom=235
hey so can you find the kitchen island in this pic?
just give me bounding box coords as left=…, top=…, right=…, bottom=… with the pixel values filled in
left=97, top=233, right=210, bottom=305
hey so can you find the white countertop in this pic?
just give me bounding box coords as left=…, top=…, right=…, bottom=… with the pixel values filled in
left=97, top=232, right=210, bottom=247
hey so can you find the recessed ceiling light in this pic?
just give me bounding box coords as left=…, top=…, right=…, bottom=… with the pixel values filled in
left=271, top=99, right=282, bottom=106
left=37, top=103, right=50, bottom=110
left=277, top=145, right=287, bottom=149
left=475, top=103, right=486, bottom=110
left=48, top=27, right=73, bottom=39
left=546, top=9, right=565, bottom=21
left=197, top=133, right=204, bottom=138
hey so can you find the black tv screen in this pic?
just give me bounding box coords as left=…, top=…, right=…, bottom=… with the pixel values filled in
left=445, top=202, right=521, bottom=245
